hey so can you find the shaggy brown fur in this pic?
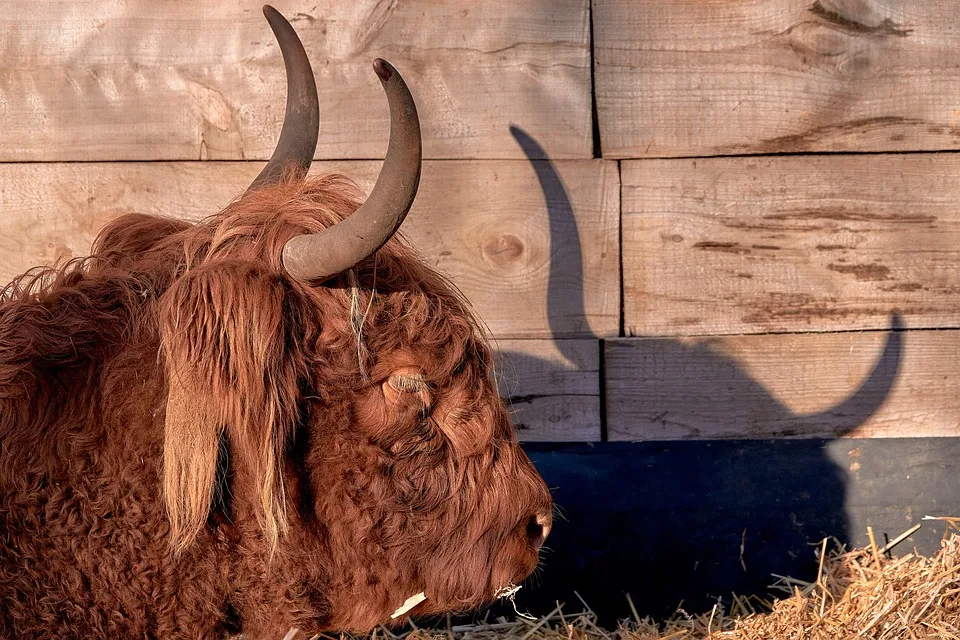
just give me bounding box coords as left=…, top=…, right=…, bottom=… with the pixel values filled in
left=0, top=173, right=553, bottom=638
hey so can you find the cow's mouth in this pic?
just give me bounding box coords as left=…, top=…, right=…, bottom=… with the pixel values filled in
left=488, top=539, right=541, bottom=601
left=385, top=532, right=543, bottom=624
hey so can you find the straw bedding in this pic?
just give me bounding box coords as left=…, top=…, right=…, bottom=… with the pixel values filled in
left=314, top=518, right=959, bottom=640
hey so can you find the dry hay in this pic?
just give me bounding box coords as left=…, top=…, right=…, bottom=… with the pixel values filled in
left=311, top=518, right=960, bottom=640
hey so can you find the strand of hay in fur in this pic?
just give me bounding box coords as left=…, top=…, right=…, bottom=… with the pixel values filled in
left=312, top=526, right=960, bottom=640
left=347, top=268, right=375, bottom=384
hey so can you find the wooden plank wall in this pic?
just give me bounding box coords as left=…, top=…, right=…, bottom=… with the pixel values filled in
left=3, top=1, right=592, bottom=160
left=1, top=0, right=960, bottom=449
left=599, top=0, right=960, bottom=444
left=594, top=0, right=960, bottom=158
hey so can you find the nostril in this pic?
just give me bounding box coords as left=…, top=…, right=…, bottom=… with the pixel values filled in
left=525, top=517, right=542, bottom=545
left=525, top=513, right=551, bottom=551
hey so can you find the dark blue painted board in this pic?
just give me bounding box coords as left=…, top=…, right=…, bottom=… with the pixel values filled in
left=491, top=439, right=960, bottom=625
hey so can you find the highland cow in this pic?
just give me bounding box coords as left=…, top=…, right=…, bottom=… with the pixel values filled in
left=0, top=6, right=553, bottom=638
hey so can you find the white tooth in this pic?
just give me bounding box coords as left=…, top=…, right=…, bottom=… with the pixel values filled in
left=390, top=592, right=427, bottom=619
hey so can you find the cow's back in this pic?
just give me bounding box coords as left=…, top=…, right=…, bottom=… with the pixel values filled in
left=0, top=226, right=232, bottom=637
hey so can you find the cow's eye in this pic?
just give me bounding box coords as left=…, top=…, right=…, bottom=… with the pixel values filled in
left=382, top=368, right=432, bottom=408
left=387, top=372, right=426, bottom=393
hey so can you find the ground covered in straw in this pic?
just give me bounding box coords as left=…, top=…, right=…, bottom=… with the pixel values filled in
left=319, top=519, right=960, bottom=640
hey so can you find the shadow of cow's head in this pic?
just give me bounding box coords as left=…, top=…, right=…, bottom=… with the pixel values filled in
left=493, top=126, right=904, bottom=622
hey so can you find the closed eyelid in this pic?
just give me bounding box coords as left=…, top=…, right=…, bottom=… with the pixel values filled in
left=383, top=371, right=433, bottom=413
left=387, top=372, right=427, bottom=393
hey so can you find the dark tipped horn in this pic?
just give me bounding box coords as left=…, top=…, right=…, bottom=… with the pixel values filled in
left=247, top=5, right=319, bottom=191
left=281, top=59, right=422, bottom=282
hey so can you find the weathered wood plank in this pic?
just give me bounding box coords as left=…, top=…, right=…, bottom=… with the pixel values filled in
left=0, top=0, right=591, bottom=161
left=0, top=159, right=619, bottom=339
left=496, top=339, right=600, bottom=442
left=605, top=328, right=960, bottom=441
left=595, top=0, right=960, bottom=158
left=622, top=155, right=960, bottom=336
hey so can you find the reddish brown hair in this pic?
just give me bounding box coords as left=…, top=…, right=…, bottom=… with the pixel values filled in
left=0, top=173, right=552, bottom=636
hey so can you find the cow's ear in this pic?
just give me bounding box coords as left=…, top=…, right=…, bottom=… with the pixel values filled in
left=159, top=260, right=305, bottom=553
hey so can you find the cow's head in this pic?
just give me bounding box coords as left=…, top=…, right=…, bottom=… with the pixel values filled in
left=154, top=5, right=552, bottom=631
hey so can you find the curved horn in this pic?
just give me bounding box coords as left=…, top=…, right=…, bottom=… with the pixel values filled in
left=281, top=59, right=422, bottom=282
left=247, top=5, right=319, bottom=191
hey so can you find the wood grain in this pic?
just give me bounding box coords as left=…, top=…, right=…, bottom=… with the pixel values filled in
left=622, top=155, right=960, bottom=336
left=594, top=0, right=960, bottom=158
left=496, top=339, right=600, bottom=441
left=0, top=159, right=619, bottom=339
left=605, top=327, right=960, bottom=441
left=0, top=0, right=591, bottom=161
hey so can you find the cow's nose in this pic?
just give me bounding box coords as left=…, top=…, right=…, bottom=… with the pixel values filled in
left=525, top=512, right=552, bottom=551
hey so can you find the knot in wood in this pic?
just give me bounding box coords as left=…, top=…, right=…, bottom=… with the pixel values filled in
left=482, top=233, right=525, bottom=268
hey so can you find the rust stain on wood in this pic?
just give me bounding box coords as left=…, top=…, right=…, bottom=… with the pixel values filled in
left=880, top=282, right=925, bottom=292
left=809, top=1, right=913, bottom=38
left=741, top=304, right=881, bottom=325
left=693, top=241, right=751, bottom=255
left=750, top=117, right=925, bottom=154
left=721, top=220, right=824, bottom=233
left=766, top=208, right=936, bottom=225
left=826, top=262, right=892, bottom=282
